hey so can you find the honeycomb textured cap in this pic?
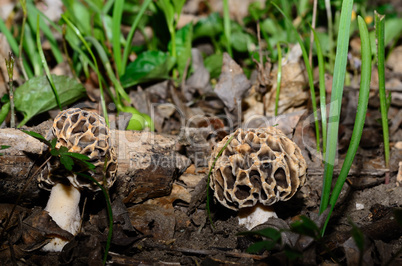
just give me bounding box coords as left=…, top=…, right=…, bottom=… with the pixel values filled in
left=39, top=108, right=117, bottom=191
left=209, top=127, right=307, bottom=211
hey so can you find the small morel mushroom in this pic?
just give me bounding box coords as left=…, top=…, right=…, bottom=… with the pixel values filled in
left=38, top=108, right=117, bottom=251
left=209, top=127, right=307, bottom=230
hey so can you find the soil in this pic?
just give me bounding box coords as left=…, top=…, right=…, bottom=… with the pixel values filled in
left=1, top=107, right=401, bottom=265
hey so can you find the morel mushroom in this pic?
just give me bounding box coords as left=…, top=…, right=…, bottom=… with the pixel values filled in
left=209, top=127, right=307, bottom=230
left=38, top=108, right=117, bottom=251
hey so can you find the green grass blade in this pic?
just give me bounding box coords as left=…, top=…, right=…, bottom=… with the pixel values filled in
left=84, top=36, right=130, bottom=103
left=112, top=0, right=124, bottom=76
left=26, top=2, right=63, bottom=64
left=272, top=3, right=320, bottom=153
left=319, top=0, right=354, bottom=215
left=280, top=0, right=292, bottom=42
left=5, top=53, right=15, bottom=128
left=0, top=102, right=11, bottom=125
left=325, top=0, right=335, bottom=70
left=103, top=0, right=115, bottom=14
left=23, top=23, right=42, bottom=76
left=375, top=11, right=389, bottom=169
left=19, top=0, right=29, bottom=81
left=274, top=43, right=282, bottom=116
left=0, top=13, right=32, bottom=78
left=36, top=15, right=62, bottom=110
left=222, top=0, right=232, bottom=56
left=121, top=0, right=152, bottom=76
left=322, top=16, right=371, bottom=235
left=82, top=0, right=103, bottom=14
left=62, top=15, right=109, bottom=126
left=312, top=28, right=327, bottom=154
left=0, top=18, right=19, bottom=54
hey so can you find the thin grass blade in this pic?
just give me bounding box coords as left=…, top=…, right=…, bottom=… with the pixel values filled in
left=112, top=0, right=124, bottom=75
left=36, top=15, right=62, bottom=110
left=26, top=2, right=63, bottom=64
left=223, top=0, right=232, bottom=56
left=312, top=28, right=327, bottom=154
left=0, top=18, right=19, bottom=54
left=62, top=15, right=109, bottom=126
left=319, top=0, right=354, bottom=215
left=272, top=2, right=320, bottom=153
left=375, top=11, right=389, bottom=169
left=84, top=36, right=130, bottom=103
left=23, top=24, right=42, bottom=76
left=121, top=0, right=152, bottom=75
left=322, top=15, right=371, bottom=235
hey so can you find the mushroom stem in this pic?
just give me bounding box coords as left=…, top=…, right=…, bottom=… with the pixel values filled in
left=42, top=182, right=81, bottom=251
left=238, top=203, right=278, bottom=230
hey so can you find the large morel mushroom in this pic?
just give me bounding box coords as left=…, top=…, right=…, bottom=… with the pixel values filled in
left=209, top=127, right=307, bottom=230
left=38, top=108, right=117, bottom=251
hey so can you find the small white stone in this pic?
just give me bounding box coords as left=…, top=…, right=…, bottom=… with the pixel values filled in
left=395, top=141, right=402, bottom=150
left=356, top=203, right=364, bottom=210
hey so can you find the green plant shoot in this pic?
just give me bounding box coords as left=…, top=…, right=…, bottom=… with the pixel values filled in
left=322, top=16, right=371, bottom=235
left=375, top=11, right=390, bottom=172
left=319, top=0, right=354, bottom=215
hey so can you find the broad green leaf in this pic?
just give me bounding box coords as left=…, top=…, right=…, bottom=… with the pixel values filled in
left=230, top=30, right=255, bottom=53
left=246, top=240, right=277, bottom=253
left=290, top=216, right=321, bottom=240
left=248, top=1, right=268, bottom=21
left=51, top=138, right=57, bottom=149
left=238, top=227, right=281, bottom=241
left=50, top=146, right=69, bottom=157
left=22, top=130, right=52, bottom=147
left=260, top=18, right=287, bottom=47
left=0, top=102, right=10, bottom=125
left=14, top=75, right=86, bottom=127
left=193, top=13, right=223, bottom=40
left=350, top=220, right=365, bottom=252
left=121, top=51, right=176, bottom=88
left=64, top=152, right=91, bottom=161
left=169, top=23, right=193, bottom=80
left=284, top=246, right=303, bottom=260
left=65, top=153, right=96, bottom=170
left=384, top=18, right=402, bottom=46
left=204, top=53, right=223, bottom=79
left=238, top=227, right=282, bottom=253
left=60, top=154, right=74, bottom=171
left=1, top=94, right=9, bottom=102
left=50, top=148, right=59, bottom=157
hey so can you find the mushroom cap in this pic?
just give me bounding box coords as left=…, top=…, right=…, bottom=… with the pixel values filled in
left=208, top=127, right=306, bottom=211
left=39, top=108, right=117, bottom=191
